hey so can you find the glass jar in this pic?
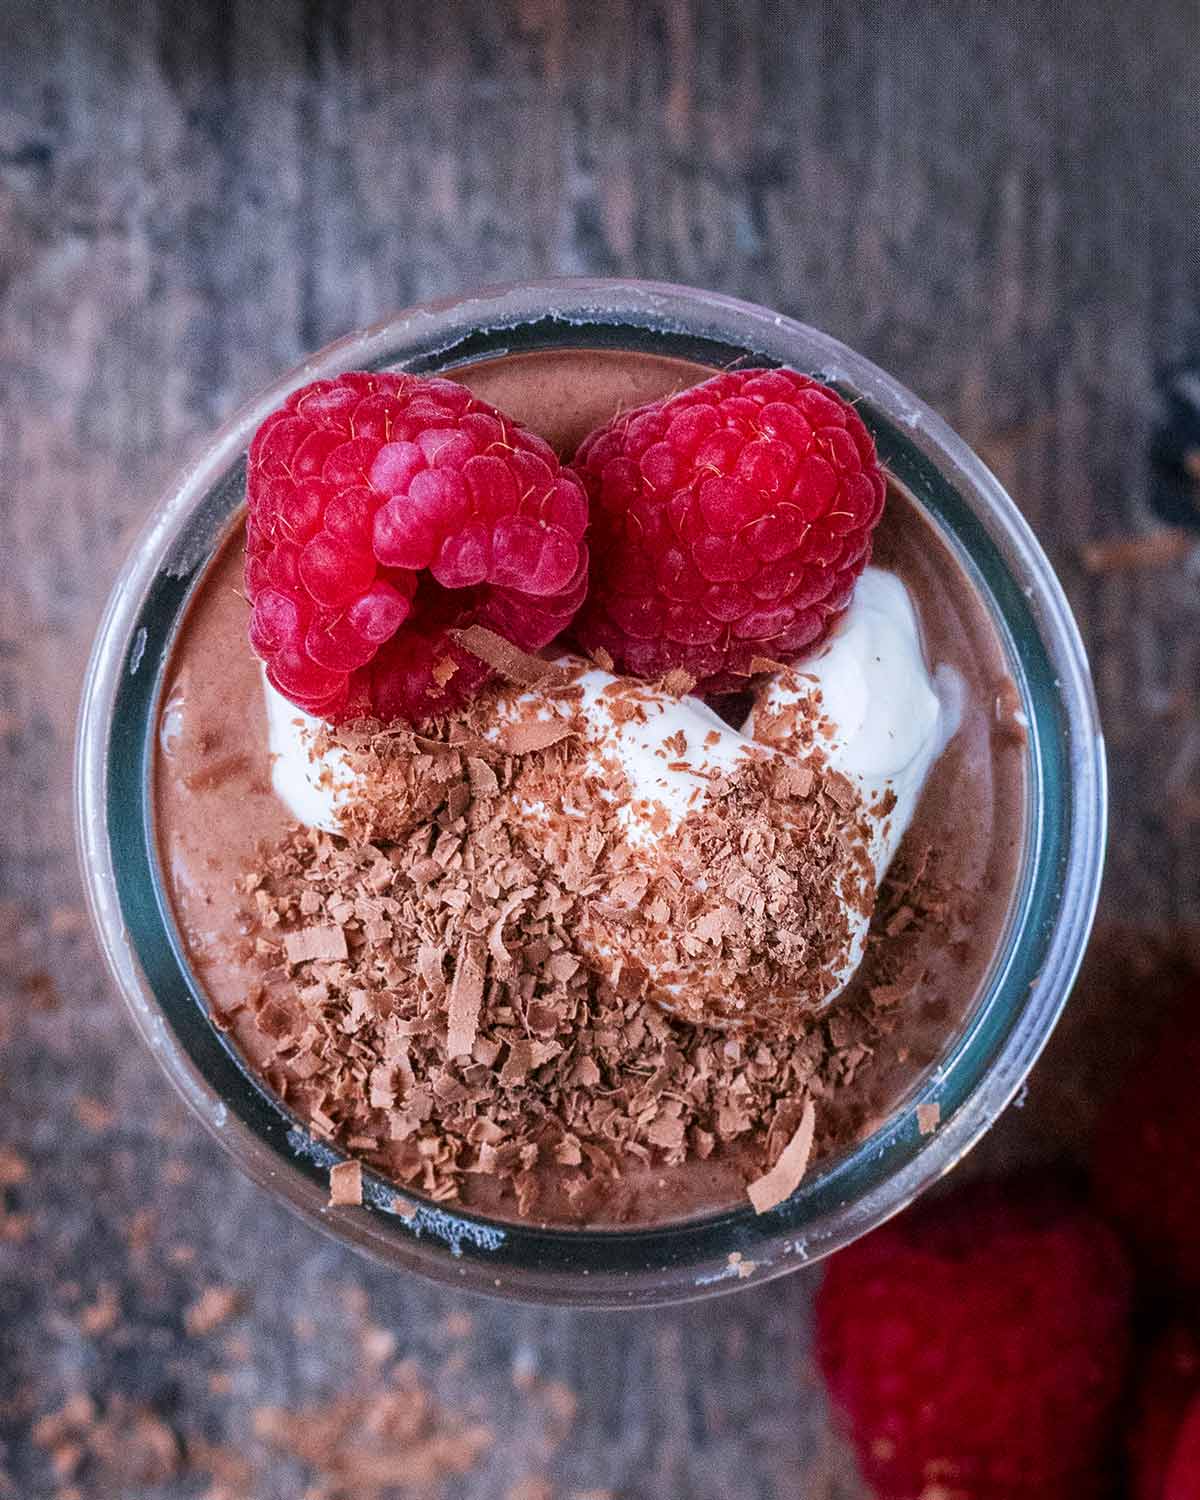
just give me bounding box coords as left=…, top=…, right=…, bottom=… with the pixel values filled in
left=75, top=280, right=1105, bottom=1307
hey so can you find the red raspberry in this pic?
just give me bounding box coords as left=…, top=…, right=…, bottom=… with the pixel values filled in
left=1165, top=1398, right=1200, bottom=1500
left=244, top=371, right=588, bottom=723
left=1091, top=977, right=1200, bottom=1292
left=1129, top=1326, right=1200, bottom=1500
left=571, top=367, right=885, bottom=689
left=816, top=1176, right=1133, bottom=1499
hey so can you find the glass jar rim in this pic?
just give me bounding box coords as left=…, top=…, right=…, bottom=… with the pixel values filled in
left=75, top=278, right=1105, bottom=1307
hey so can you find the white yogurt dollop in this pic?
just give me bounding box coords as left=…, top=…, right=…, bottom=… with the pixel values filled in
left=262, top=671, right=357, bottom=830
left=746, top=568, right=962, bottom=882
left=485, top=668, right=754, bottom=849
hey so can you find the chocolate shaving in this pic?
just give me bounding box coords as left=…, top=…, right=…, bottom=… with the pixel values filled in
left=184, top=1285, right=241, bottom=1336
left=660, top=668, right=697, bottom=697
left=1081, top=529, right=1194, bottom=573
left=446, top=937, right=486, bottom=1058
left=747, top=1097, right=816, bottom=1213
left=491, top=718, right=575, bottom=755
left=285, top=925, right=348, bottom=965
left=328, top=1160, right=363, bottom=1206
left=450, top=626, right=571, bottom=687
left=466, top=756, right=499, bottom=797
left=916, top=1101, right=940, bottom=1135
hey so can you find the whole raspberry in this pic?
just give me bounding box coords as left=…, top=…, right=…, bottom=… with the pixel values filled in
left=571, top=367, right=885, bottom=689
left=1091, top=979, right=1200, bottom=1292
left=1129, top=1326, right=1200, bottom=1500
left=1165, top=1399, right=1200, bottom=1500
left=244, top=371, right=588, bottom=723
left=816, top=1176, right=1133, bottom=1500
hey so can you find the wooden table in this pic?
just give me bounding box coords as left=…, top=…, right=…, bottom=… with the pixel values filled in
left=2, top=3, right=1197, bottom=1496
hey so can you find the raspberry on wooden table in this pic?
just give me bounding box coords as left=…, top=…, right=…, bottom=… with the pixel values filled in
left=816, top=1176, right=1133, bottom=1500
left=244, top=371, right=589, bottom=723
left=1129, top=1325, right=1200, bottom=1500
left=571, top=367, right=886, bottom=689
left=1091, top=981, right=1200, bottom=1294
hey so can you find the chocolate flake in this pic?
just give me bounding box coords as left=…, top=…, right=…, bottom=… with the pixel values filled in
left=446, top=937, right=486, bottom=1058
left=491, top=718, right=575, bottom=755
left=1081, top=529, right=1194, bottom=574
left=661, top=668, right=697, bottom=697
left=328, top=1159, right=363, bottom=1206
left=451, top=626, right=572, bottom=687
left=747, top=1097, right=816, bottom=1213
left=284, top=925, right=348, bottom=965
left=184, top=1285, right=241, bottom=1336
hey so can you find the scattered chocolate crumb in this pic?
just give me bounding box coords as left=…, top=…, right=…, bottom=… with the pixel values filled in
left=507, top=1479, right=554, bottom=1500
left=362, top=1326, right=398, bottom=1365
left=253, top=1367, right=491, bottom=1497
left=329, top=1160, right=363, bottom=1207
left=72, top=1095, right=114, bottom=1132
left=916, top=1101, right=940, bottom=1135
left=24, top=969, right=60, bottom=1010
left=184, top=1286, right=242, bottom=1336
left=660, top=667, right=697, bottom=697
left=747, top=1097, right=816, bottom=1213
left=0, top=1147, right=28, bottom=1186
left=0, top=1207, right=32, bottom=1242
left=444, top=1310, right=474, bottom=1339
left=748, top=654, right=788, bottom=675
left=49, top=906, right=85, bottom=936
left=79, top=1284, right=119, bottom=1336
left=1081, top=529, right=1194, bottom=573
left=33, top=1395, right=182, bottom=1488
left=284, top=924, right=348, bottom=965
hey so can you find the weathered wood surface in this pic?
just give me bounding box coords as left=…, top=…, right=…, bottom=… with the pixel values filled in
left=1, top=2, right=1198, bottom=1495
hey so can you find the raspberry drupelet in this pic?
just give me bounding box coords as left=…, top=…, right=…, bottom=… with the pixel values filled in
left=244, top=372, right=589, bottom=724
left=571, top=367, right=886, bottom=690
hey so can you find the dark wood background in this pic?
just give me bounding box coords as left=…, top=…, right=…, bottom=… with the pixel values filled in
left=2, top=2, right=1198, bottom=1496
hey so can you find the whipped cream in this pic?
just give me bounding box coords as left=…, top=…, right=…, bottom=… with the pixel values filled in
left=262, top=672, right=357, bottom=830
left=743, top=568, right=962, bottom=999
left=485, top=668, right=755, bottom=849
left=261, top=566, right=960, bottom=1018
left=746, top=568, right=962, bottom=881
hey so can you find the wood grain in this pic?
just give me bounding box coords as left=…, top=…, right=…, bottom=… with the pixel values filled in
left=1, top=1, right=1198, bottom=1495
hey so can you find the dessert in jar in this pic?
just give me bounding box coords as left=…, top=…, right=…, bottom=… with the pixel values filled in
left=155, top=348, right=1025, bottom=1226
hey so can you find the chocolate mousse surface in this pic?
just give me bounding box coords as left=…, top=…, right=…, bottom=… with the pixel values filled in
left=154, top=348, right=1026, bottom=1227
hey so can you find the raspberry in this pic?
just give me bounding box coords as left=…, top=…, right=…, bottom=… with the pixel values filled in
left=1166, top=1398, right=1200, bottom=1500
left=816, top=1176, right=1133, bottom=1499
left=244, top=372, right=588, bottom=722
left=1090, top=976, right=1200, bottom=1292
left=571, top=367, right=885, bottom=689
left=1129, top=1326, right=1200, bottom=1500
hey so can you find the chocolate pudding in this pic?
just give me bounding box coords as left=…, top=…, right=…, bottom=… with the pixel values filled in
left=154, top=349, right=1026, bottom=1227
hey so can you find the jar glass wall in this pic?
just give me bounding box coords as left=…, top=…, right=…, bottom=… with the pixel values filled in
left=75, top=280, right=1105, bottom=1307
